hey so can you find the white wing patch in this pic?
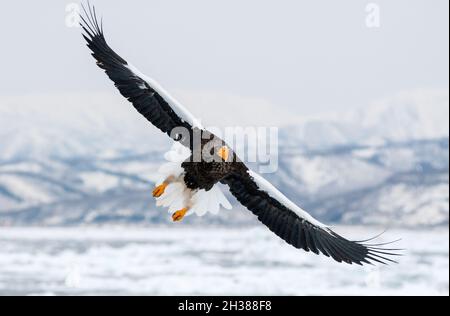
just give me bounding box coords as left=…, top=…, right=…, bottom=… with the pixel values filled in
left=126, top=63, right=204, bottom=129
left=248, top=170, right=328, bottom=228
left=155, top=143, right=232, bottom=217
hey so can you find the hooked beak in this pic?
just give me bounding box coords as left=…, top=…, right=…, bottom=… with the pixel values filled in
left=218, top=146, right=230, bottom=162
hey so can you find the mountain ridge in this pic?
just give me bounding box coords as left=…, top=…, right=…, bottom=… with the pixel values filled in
left=0, top=89, right=448, bottom=227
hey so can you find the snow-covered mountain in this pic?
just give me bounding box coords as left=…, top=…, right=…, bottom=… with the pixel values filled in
left=0, top=89, right=448, bottom=227
left=280, top=88, right=449, bottom=150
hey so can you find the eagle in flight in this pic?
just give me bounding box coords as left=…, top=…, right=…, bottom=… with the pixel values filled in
left=80, top=4, right=400, bottom=265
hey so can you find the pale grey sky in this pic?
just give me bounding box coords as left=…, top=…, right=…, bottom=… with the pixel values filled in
left=0, top=0, right=448, bottom=119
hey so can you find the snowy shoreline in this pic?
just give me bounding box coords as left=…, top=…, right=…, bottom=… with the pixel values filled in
left=0, top=226, right=448, bottom=296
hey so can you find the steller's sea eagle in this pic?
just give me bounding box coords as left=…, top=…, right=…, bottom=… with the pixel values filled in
left=80, top=4, right=400, bottom=265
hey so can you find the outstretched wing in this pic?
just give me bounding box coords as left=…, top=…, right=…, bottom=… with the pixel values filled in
left=79, top=4, right=203, bottom=148
left=223, top=167, right=401, bottom=265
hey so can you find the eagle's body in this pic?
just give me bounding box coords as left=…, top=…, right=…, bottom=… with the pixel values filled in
left=183, top=161, right=234, bottom=191
left=181, top=133, right=238, bottom=191
left=80, top=4, right=400, bottom=265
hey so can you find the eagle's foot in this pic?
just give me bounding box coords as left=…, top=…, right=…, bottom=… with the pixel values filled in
left=172, top=208, right=189, bottom=222
left=152, top=183, right=168, bottom=198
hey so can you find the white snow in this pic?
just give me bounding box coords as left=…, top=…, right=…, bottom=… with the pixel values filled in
left=0, top=226, right=447, bottom=296
left=283, top=88, right=449, bottom=150
left=0, top=93, right=169, bottom=161
left=79, top=172, right=120, bottom=192
left=0, top=162, right=43, bottom=173
left=377, top=183, right=449, bottom=226
left=288, top=155, right=390, bottom=195
left=0, top=175, right=52, bottom=204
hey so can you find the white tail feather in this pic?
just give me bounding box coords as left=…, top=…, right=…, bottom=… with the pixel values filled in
left=155, top=143, right=232, bottom=216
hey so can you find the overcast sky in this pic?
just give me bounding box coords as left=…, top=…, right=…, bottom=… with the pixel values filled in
left=0, top=0, right=448, bottom=123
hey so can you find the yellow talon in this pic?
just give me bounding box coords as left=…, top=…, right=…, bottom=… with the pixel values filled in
left=172, top=208, right=189, bottom=222
left=152, top=183, right=168, bottom=198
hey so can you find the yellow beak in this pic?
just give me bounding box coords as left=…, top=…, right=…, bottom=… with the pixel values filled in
left=218, top=146, right=230, bottom=161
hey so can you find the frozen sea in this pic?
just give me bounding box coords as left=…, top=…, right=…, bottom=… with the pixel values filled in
left=0, top=226, right=448, bottom=296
